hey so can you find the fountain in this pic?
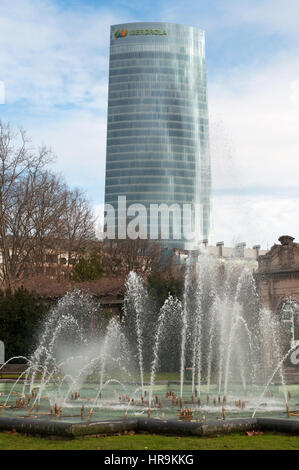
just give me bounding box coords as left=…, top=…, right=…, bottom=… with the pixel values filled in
left=0, top=253, right=299, bottom=437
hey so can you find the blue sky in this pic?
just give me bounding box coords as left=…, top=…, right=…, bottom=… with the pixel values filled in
left=0, top=0, right=299, bottom=248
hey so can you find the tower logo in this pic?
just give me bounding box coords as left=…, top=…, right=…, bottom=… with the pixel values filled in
left=114, top=29, right=127, bottom=38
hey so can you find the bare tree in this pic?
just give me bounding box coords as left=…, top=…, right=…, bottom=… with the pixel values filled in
left=0, top=121, right=53, bottom=286
left=101, top=238, right=169, bottom=278
left=59, top=187, right=96, bottom=274
left=28, top=171, right=67, bottom=275
left=0, top=121, right=97, bottom=286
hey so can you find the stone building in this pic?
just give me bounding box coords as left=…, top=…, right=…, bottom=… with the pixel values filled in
left=255, top=235, right=299, bottom=345
left=172, top=241, right=266, bottom=267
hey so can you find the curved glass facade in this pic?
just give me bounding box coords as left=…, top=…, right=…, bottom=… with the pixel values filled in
left=104, top=22, right=211, bottom=249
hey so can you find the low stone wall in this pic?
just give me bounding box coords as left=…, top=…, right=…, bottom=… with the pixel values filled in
left=0, top=364, right=28, bottom=373
left=0, top=416, right=298, bottom=437
left=0, top=364, right=28, bottom=379
left=257, top=417, right=299, bottom=433
left=138, top=417, right=258, bottom=436
left=0, top=417, right=138, bottom=437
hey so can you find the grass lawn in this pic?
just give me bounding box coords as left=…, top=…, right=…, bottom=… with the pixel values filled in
left=0, top=431, right=299, bottom=450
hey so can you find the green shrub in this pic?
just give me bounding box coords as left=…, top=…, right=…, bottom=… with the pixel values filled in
left=0, top=287, right=48, bottom=361
left=148, top=272, right=183, bottom=308
left=71, top=251, right=104, bottom=281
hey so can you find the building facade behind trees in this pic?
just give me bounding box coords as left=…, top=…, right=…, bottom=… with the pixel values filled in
left=255, top=235, right=299, bottom=348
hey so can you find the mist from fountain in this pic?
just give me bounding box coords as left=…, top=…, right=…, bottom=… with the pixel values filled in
left=180, top=257, right=192, bottom=398
left=123, top=272, right=149, bottom=395
left=252, top=341, right=299, bottom=417
left=148, top=295, right=182, bottom=405
left=1, top=252, right=297, bottom=421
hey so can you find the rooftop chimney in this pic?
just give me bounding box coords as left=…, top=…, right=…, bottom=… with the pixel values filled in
left=235, top=242, right=246, bottom=258
left=216, top=241, right=224, bottom=258
left=253, top=245, right=261, bottom=260
left=202, top=239, right=208, bottom=249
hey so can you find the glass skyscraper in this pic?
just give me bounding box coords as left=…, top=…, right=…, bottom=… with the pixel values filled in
left=104, top=22, right=211, bottom=249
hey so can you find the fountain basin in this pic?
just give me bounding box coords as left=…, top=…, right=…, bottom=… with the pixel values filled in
left=0, top=415, right=299, bottom=438
left=1, top=382, right=299, bottom=422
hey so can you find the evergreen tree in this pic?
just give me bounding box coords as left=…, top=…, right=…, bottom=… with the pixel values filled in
left=148, top=272, right=183, bottom=308
left=71, top=251, right=104, bottom=282
left=0, top=287, right=48, bottom=360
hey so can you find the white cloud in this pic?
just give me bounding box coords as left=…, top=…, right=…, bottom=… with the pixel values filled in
left=0, top=0, right=122, bottom=110
left=0, top=0, right=118, bottom=207
left=209, top=52, right=299, bottom=190
left=161, top=0, right=299, bottom=39
left=209, top=50, right=299, bottom=248
left=212, top=194, right=299, bottom=249
left=30, top=111, right=107, bottom=201
left=221, top=0, right=299, bottom=38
